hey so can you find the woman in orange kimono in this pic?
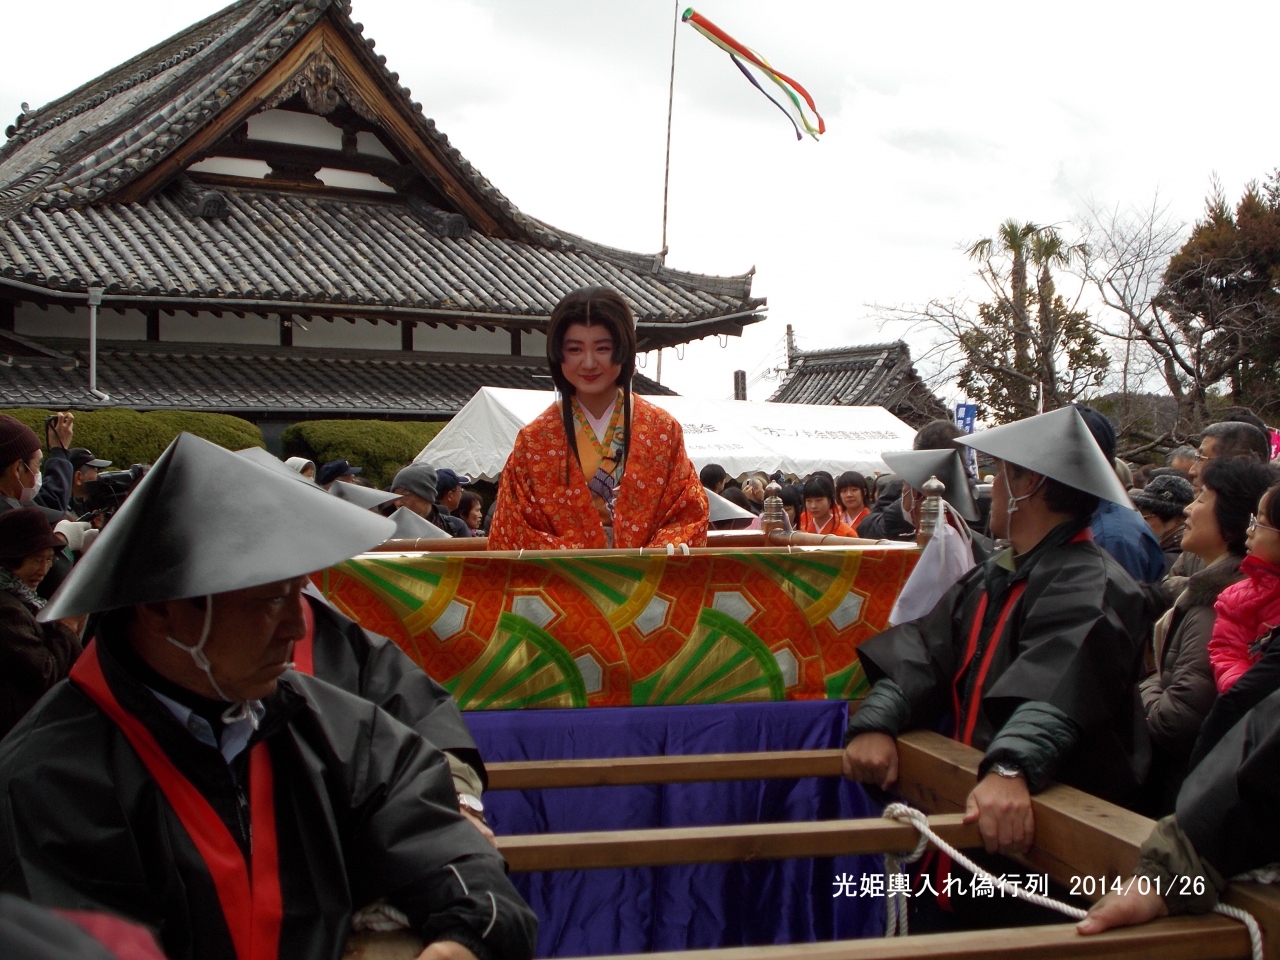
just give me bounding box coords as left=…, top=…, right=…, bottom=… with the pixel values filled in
left=489, top=287, right=708, bottom=551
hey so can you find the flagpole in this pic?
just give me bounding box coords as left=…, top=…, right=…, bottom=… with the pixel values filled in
left=655, top=0, right=679, bottom=385
left=660, top=0, right=679, bottom=264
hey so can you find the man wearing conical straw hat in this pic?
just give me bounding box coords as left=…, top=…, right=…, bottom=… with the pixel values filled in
left=0, top=434, right=536, bottom=960
left=843, top=407, right=1151, bottom=929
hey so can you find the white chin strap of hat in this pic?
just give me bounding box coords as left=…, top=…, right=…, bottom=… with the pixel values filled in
left=1003, top=469, right=1046, bottom=542
left=165, top=596, right=259, bottom=729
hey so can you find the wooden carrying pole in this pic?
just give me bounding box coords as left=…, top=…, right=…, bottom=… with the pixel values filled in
left=483, top=731, right=1280, bottom=959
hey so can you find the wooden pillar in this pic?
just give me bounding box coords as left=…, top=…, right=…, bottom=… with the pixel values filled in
left=279, top=315, right=293, bottom=347
left=145, top=308, right=160, bottom=341
left=0, top=300, right=14, bottom=332
left=510, top=328, right=522, bottom=356
left=401, top=319, right=415, bottom=352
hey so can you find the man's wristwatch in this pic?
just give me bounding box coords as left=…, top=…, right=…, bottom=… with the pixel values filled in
left=457, top=793, right=485, bottom=816
left=990, top=763, right=1025, bottom=780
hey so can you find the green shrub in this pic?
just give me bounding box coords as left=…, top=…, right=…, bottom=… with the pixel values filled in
left=0, top=408, right=263, bottom=467
left=281, top=420, right=445, bottom=489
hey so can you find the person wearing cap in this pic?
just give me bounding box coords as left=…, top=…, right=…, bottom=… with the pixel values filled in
left=284, top=457, right=316, bottom=481
left=0, top=415, right=69, bottom=522
left=881, top=448, right=986, bottom=560
left=1074, top=405, right=1165, bottom=584
left=1132, top=474, right=1194, bottom=577
left=391, top=463, right=470, bottom=537
left=66, top=447, right=113, bottom=516
left=857, top=419, right=966, bottom=541
left=488, top=287, right=708, bottom=551
left=233, top=449, right=492, bottom=839
left=0, top=434, right=537, bottom=960
left=435, top=468, right=469, bottom=514
left=0, top=508, right=81, bottom=739
left=843, top=407, right=1150, bottom=929
left=316, top=458, right=361, bottom=490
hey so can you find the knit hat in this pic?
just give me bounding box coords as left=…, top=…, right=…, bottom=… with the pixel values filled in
left=392, top=462, right=438, bottom=503
left=0, top=416, right=40, bottom=469
left=1131, top=474, right=1194, bottom=520
left=0, top=508, right=66, bottom=560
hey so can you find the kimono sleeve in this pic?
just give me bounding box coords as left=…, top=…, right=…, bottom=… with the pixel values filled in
left=643, top=421, right=708, bottom=548
left=487, top=428, right=572, bottom=551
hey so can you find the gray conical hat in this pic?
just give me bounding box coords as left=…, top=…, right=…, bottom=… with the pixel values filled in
left=955, top=407, right=1131, bottom=506
left=881, top=449, right=980, bottom=522
left=707, top=489, right=755, bottom=523
left=39, top=433, right=394, bottom=620
left=387, top=506, right=450, bottom=540
left=329, top=480, right=398, bottom=510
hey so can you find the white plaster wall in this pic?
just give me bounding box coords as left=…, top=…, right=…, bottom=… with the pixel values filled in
left=12, top=301, right=544, bottom=356
left=247, top=110, right=343, bottom=150
left=357, top=131, right=396, bottom=159
left=187, top=157, right=271, bottom=179
left=15, top=303, right=146, bottom=340
left=317, top=168, right=394, bottom=193
left=292, top=318, right=400, bottom=350
left=161, top=312, right=278, bottom=344
left=412, top=324, right=515, bottom=355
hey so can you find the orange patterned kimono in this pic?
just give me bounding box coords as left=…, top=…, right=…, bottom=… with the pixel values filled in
left=489, top=394, right=708, bottom=550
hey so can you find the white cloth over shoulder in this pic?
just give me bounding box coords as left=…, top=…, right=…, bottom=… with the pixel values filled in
left=888, top=511, right=975, bottom=627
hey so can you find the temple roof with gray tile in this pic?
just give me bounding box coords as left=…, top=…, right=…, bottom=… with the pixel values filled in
left=0, top=0, right=763, bottom=348
left=768, top=341, right=949, bottom=429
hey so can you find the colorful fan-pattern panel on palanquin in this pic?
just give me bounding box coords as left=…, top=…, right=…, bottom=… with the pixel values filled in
left=316, top=546, right=918, bottom=709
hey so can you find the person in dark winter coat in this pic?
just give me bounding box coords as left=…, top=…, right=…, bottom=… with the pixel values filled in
left=0, top=435, right=537, bottom=960
left=1079, top=684, right=1280, bottom=937
left=0, top=508, right=80, bottom=739
left=1136, top=456, right=1270, bottom=816
left=843, top=408, right=1150, bottom=931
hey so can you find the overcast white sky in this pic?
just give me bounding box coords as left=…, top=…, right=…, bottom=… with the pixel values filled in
left=4, top=1, right=1280, bottom=402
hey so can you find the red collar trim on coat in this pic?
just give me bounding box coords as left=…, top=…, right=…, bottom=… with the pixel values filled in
left=70, top=641, right=283, bottom=960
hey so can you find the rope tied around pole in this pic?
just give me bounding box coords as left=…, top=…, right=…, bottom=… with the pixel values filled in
left=879, top=802, right=1263, bottom=960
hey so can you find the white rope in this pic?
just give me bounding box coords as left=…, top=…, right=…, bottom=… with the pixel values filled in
left=1215, top=902, right=1264, bottom=960
left=882, top=804, right=929, bottom=936
left=880, top=802, right=1263, bottom=960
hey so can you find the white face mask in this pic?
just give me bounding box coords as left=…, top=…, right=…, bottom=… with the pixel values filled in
left=18, top=466, right=41, bottom=503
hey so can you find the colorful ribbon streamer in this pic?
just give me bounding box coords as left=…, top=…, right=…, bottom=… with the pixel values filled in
left=682, top=8, right=825, bottom=141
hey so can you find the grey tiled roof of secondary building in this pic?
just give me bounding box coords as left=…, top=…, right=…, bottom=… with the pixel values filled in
left=768, top=341, right=949, bottom=429
left=0, top=336, right=674, bottom=417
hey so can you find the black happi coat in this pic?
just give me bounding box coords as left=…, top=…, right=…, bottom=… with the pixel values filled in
left=1177, top=686, right=1280, bottom=880
left=856, top=520, right=1151, bottom=803
left=0, top=636, right=536, bottom=960
left=306, top=594, right=485, bottom=785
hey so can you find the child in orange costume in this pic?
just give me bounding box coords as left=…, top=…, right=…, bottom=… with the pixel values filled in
left=488, top=287, right=708, bottom=551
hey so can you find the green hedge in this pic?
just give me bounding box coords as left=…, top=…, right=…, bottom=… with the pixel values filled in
left=281, top=420, right=445, bottom=489
left=0, top=408, right=264, bottom=467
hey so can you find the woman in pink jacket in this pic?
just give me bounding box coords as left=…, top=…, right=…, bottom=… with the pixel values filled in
left=1210, top=478, right=1280, bottom=693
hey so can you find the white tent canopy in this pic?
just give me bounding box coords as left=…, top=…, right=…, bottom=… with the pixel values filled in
left=417, top=387, right=918, bottom=480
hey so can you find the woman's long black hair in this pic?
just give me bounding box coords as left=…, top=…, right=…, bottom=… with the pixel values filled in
left=546, top=287, right=637, bottom=483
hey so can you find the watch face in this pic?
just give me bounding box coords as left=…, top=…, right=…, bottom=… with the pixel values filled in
left=457, top=794, right=484, bottom=814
